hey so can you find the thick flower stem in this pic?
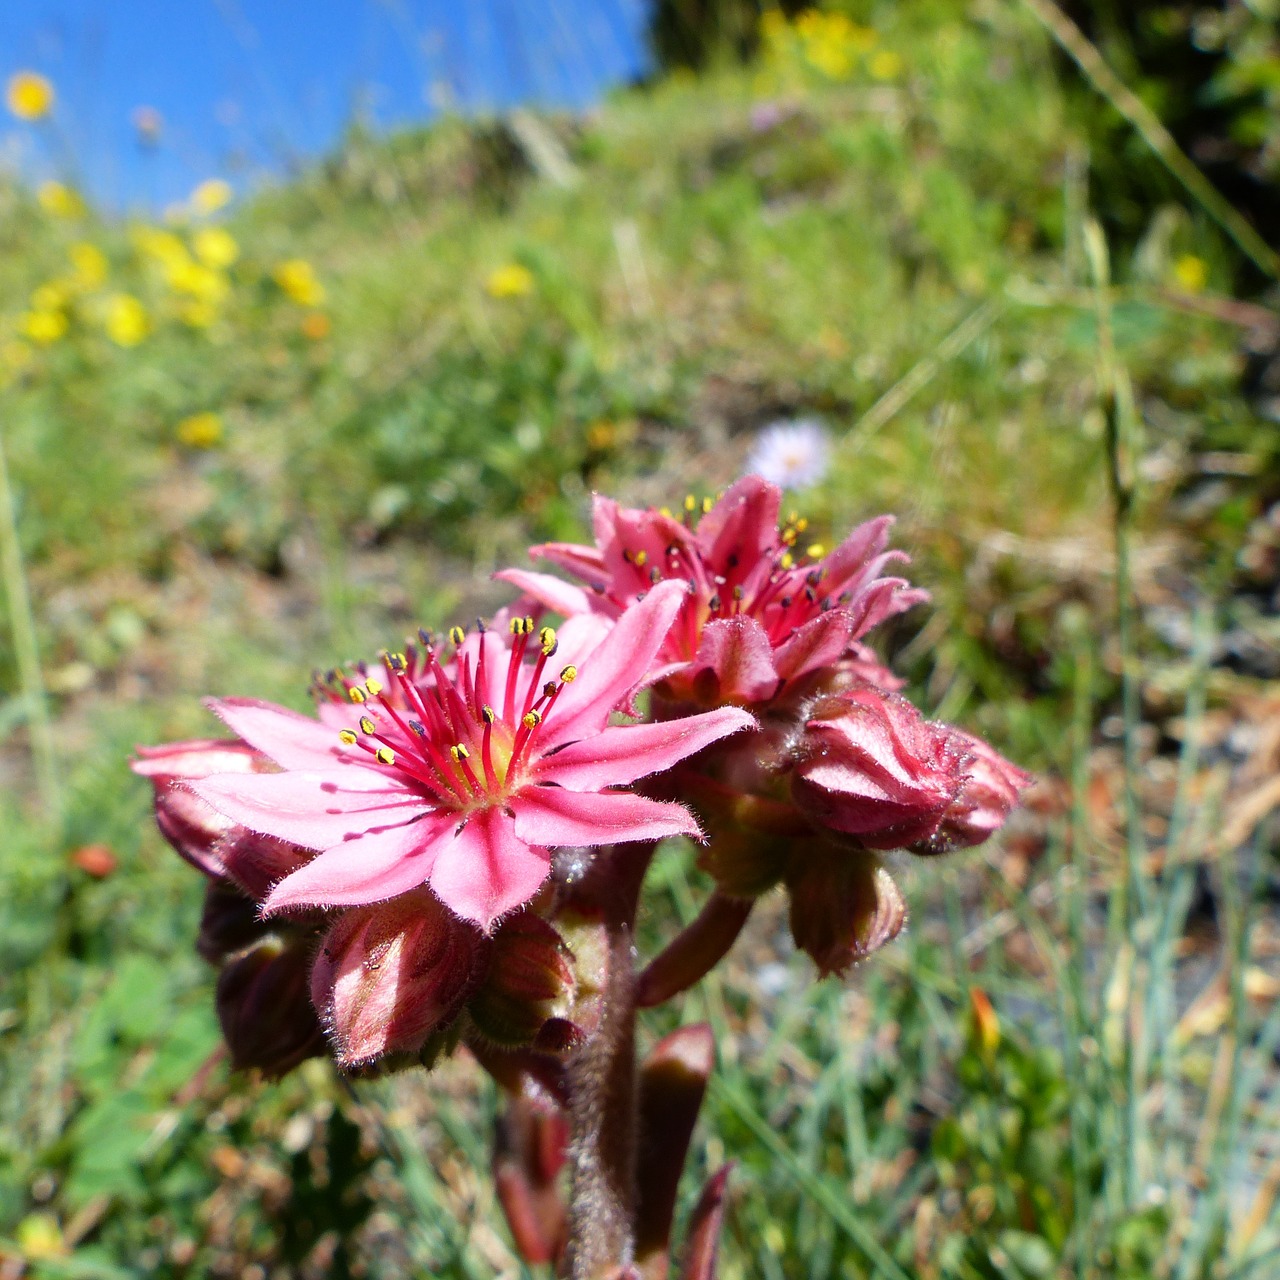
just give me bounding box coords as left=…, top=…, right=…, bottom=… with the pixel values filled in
left=562, top=845, right=652, bottom=1279
left=635, top=892, right=753, bottom=1009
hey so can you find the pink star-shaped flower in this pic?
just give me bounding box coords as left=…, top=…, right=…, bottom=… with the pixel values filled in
left=498, top=474, right=927, bottom=705
left=189, top=581, right=754, bottom=930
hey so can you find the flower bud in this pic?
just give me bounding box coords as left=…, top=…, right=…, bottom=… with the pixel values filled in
left=197, top=879, right=266, bottom=964
left=311, top=889, right=486, bottom=1069
left=215, top=936, right=327, bottom=1078
left=915, top=732, right=1034, bottom=854
left=786, top=848, right=906, bottom=975
left=468, top=911, right=577, bottom=1048
left=791, top=687, right=967, bottom=850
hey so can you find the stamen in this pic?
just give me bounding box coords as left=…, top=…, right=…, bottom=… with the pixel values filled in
left=348, top=686, right=367, bottom=704
left=538, top=625, right=557, bottom=655
left=375, top=747, right=396, bottom=765
left=359, top=716, right=376, bottom=735
left=338, top=730, right=357, bottom=745
left=481, top=705, right=496, bottom=724
left=449, top=625, right=466, bottom=647
left=450, top=743, right=470, bottom=761
left=365, top=678, right=383, bottom=696
left=806, top=543, right=826, bottom=559
left=522, top=709, right=542, bottom=729
left=559, top=665, right=578, bottom=682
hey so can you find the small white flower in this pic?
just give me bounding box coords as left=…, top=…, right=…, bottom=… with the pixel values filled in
left=745, top=417, right=832, bottom=489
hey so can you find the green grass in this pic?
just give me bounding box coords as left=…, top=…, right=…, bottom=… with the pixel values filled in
left=2, top=2, right=1279, bottom=1276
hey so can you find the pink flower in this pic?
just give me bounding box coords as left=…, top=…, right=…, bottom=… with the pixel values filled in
left=791, top=687, right=970, bottom=849
left=924, top=732, right=1034, bottom=854
left=498, top=475, right=926, bottom=706
left=791, top=686, right=1032, bottom=853
left=189, top=582, right=754, bottom=930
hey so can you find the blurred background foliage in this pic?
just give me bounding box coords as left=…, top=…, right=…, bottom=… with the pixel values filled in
left=1, top=2, right=1280, bottom=1278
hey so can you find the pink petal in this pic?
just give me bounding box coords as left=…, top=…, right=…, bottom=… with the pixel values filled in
left=530, top=536, right=609, bottom=586
left=541, top=580, right=687, bottom=748
left=773, top=611, right=856, bottom=683
left=205, top=697, right=357, bottom=771
left=192, top=770, right=427, bottom=850
left=536, top=706, right=755, bottom=791
left=820, top=516, right=894, bottom=586
left=132, top=738, right=265, bottom=779
left=263, top=811, right=457, bottom=912
left=692, top=616, right=779, bottom=703
left=695, top=475, right=781, bottom=575
left=513, top=785, right=701, bottom=847
left=494, top=568, right=596, bottom=618
left=428, top=806, right=550, bottom=929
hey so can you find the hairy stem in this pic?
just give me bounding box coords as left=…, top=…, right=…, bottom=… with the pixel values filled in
left=562, top=845, right=653, bottom=1279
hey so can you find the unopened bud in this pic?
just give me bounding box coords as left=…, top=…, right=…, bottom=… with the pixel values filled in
left=311, top=889, right=486, bottom=1069
left=468, top=911, right=577, bottom=1048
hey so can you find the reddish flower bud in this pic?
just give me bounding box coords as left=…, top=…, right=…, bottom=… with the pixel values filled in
left=310, top=889, right=486, bottom=1069
left=915, top=732, right=1034, bottom=854
left=791, top=687, right=968, bottom=850
left=786, top=849, right=906, bottom=975
left=197, top=879, right=266, bottom=964
left=132, top=738, right=305, bottom=895
left=468, top=911, right=577, bottom=1048
left=215, top=936, right=327, bottom=1078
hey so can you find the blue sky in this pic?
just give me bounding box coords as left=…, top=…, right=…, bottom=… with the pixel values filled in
left=0, top=0, right=650, bottom=211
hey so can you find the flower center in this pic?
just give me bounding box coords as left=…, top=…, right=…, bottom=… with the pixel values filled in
left=321, top=617, right=579, bottom=814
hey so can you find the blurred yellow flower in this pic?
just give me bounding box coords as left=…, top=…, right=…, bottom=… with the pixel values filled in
left=485, top=263, right=535, bottom=299
left=37, top=180, right=84, bottom=219
left=166, top=258, right=228, bottom=303
left=22, top=309, right=67, bottom=344
left=6, top=71, right=54, bottom=121
left=300, top=310, right=331, bottom=340
left=1173, top=253, right=1208, bottom=294
left=16, top=1212, right=65, bottom=1260
left=69, top=242, right=109, bottom=289
left=273, top=259, right=325, bottom=306
left=869, top=50, right=903, bottom=81
left=191, top=179, right=233, bottom=214
left=30, top=282, right=69, bottom=312
left=103, top=293, right=149, bottom=346
left=133, top=226, right=189, bottom=267
left=176, top=411, right=224, bottom=449
left=180, top=300, right=219, bottom=329
left=193, top=226, right=239, bottom=269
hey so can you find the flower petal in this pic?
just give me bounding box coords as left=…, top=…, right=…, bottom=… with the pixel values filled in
left=205, top=697, right=358, bottom=771
left=695, top=475, right=781, bottom=576
left=494, top=568, right=597, bottom=618
left=428, top=806, right=550, bottom=929
left=529, top=535, right=609, bottom=586
left=192, top=770, right=426, bottom=850
left=263, top=811, right=457, bottom=912
left=691, top=616, right=779, bottom=703
left=773, top=611, right=856, bottom=683
left=537, top=707, right=754, bottom=791
left=540, top=579, right=687, bottom=747
left=513, top=785, right=701, bottom=847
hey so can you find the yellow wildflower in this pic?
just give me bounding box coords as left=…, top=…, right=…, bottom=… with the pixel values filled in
left=16, top=1212, right=65, bottom=1260
left=69, top=242, right=109, bottom=289
left=191, top=179, right=233, bottom=214
left=273, top=259, right=325, bottom=306
left=133, top=226, right=189, bottom=267
left=1173, top=254, right=1208, bottom=294
left=102, top=294, right=149, bottom=346
left=166, top=258, right=228, bottom=303
left=180, top=300, right=219, bottom=329
left=485, top=263, right=535, bottom=299
left=30, top=282, right=69, bottom=312
left=37, top=180, right=84, bottom=219
left=22, top=310, right=67, bottom=344
left=175, top=411, right=223, bottom=449
left=869, top=50, right=903, bottom=81
left=193, top=226, right=239, bottom=269
left=6, top=71, right=54, bottom=121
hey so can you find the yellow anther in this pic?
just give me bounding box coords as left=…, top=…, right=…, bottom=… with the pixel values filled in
left=387, top=652, right=407, bottom=671
left=684, top=494, right=697, bottom=512
left=450, top=743, right=470, bottom=761
left=781, top=553, right=794, bottom=570
left=544, top=681, right=558, bottom=697
left=559, top=665, right=578, bottom=682
left=449, top=625, right=466, bottom=646
left=795, top=518, right=809, bottom=533
left=806, top=543, right=826, bottom=559
left=781, top=528, right=798, bottom=546
left=702, top=496, right=713, bottom=514
left=481, top=705, right=496, bottom=724
left=634, top=549, right=648, bottom=568
left=523, top=615, right=534, bottom=634
left=374, top=747, right=396, bottom=765
left=539, top=625, right=557, bottom=653
left=365, top=678, right=383, bottom=696
left=359, top=716, right=376, bottom=735
left=338, top=730, right=357, bottom=745
left=509, top=616, right=524, bottom=635
left=348, top=686, right=366, bottom=704
left=523, top=709, right=543, bottom=729
left=660, top=506, right=673, bottom=518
